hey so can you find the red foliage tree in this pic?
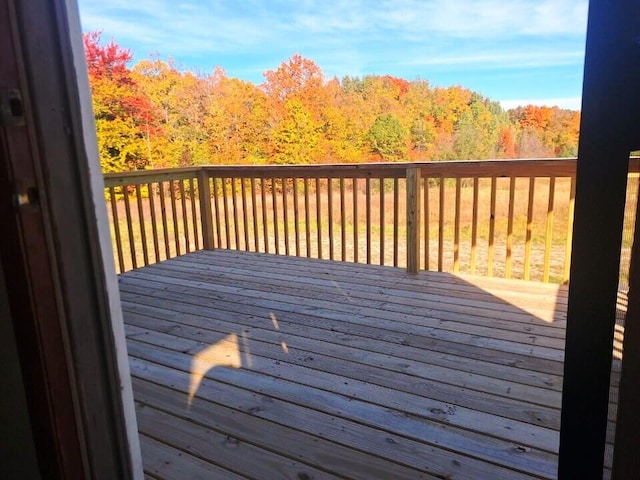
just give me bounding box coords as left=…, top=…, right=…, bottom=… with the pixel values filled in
left=83, top=31, right=157, bottom=171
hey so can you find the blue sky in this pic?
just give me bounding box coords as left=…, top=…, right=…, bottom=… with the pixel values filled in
left=77, top=0, right=588, bottom=110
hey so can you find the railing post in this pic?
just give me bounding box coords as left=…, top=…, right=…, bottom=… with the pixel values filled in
left=197, top=168, right=215, bottom=250
left=406, top=167, right=421, bottom=274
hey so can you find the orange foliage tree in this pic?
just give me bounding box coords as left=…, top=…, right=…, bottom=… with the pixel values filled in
left=83, top=32, right=581, bottom=171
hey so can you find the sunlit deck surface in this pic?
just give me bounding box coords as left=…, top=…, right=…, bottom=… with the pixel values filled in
left=118, top=249, right=614, bottom=479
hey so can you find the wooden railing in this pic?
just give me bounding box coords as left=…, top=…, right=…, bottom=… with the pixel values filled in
left=103, top=167, right=203, bottom=273
left=104, top=158, right=640, bottom=283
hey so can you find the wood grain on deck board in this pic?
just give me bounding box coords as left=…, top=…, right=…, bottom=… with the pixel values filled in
left=119, top=250, right=609, bottom=479
left=122, top=270, right=565, bottom=362
left=128, top=343, right=556, bottom=479
left=119, top=277, right=565, bottom=379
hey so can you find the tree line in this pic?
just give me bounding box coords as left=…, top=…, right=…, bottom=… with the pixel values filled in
left=84, top=32, right=581, bottom=173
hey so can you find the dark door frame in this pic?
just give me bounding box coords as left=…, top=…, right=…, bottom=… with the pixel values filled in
left=559, top=0, right=640, bottom=478
left=0, top=0, right=140, bottom=478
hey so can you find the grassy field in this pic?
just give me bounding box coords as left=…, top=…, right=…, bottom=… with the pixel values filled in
left=107, top=175, right=639, bottom=285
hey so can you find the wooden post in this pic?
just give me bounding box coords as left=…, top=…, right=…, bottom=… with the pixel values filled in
left=406, top=167, right=421, bottom=274
left=197, top=169, right=214, bottom=250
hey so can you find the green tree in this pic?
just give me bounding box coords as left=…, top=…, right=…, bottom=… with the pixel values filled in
left=410, top=117, right=436, bottom=158
left=367, top=114, right=407, bottom=160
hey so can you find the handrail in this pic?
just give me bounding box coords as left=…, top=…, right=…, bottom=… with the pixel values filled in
left=103, top=166, right=202, bottom=187
left=200, top=158, right=580, bottom=179
left=103, top=157, right=640, bottom=283
left=103, top=157, right=640, bottom=180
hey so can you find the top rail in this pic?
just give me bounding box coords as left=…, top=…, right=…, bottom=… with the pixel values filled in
left=103, top=158, right=640, bottom=183
left=103, top=166, right=203, bottom=187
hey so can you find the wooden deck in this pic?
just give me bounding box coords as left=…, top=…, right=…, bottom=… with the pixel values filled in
left=118, top=250, right=613, bottom=479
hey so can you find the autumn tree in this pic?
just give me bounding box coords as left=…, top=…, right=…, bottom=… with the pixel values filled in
left=318, top=79, right=366, bottom=163
left=509, top=105, right=580, bottom=157
left=84, top=32, right=156, bottom=172
left=402, top=79, right=436, bottom=159
left=133, top=58, right=214, bottom=167
left=497, top=127, right=518, bottom=158
left=262, top=54, right=325, bottom=102
left=367, top=114, right=407, bottom=160
left=262, top=55, right=329, bottom=163
left=205, top=75, right=270, bottom=164
left=409, top=117, right=437, bottom=158
left=83, top=33, right=582, bottom=168
left=271, top=99, right=322, bottom=164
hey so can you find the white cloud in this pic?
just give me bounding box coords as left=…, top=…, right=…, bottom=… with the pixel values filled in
left=79, top=0, right=589, bottom=53
left=372, top=0, right=588, bottom=39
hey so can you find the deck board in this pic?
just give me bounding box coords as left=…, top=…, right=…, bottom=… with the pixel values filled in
left=119, top=250, right=609, bottom=479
